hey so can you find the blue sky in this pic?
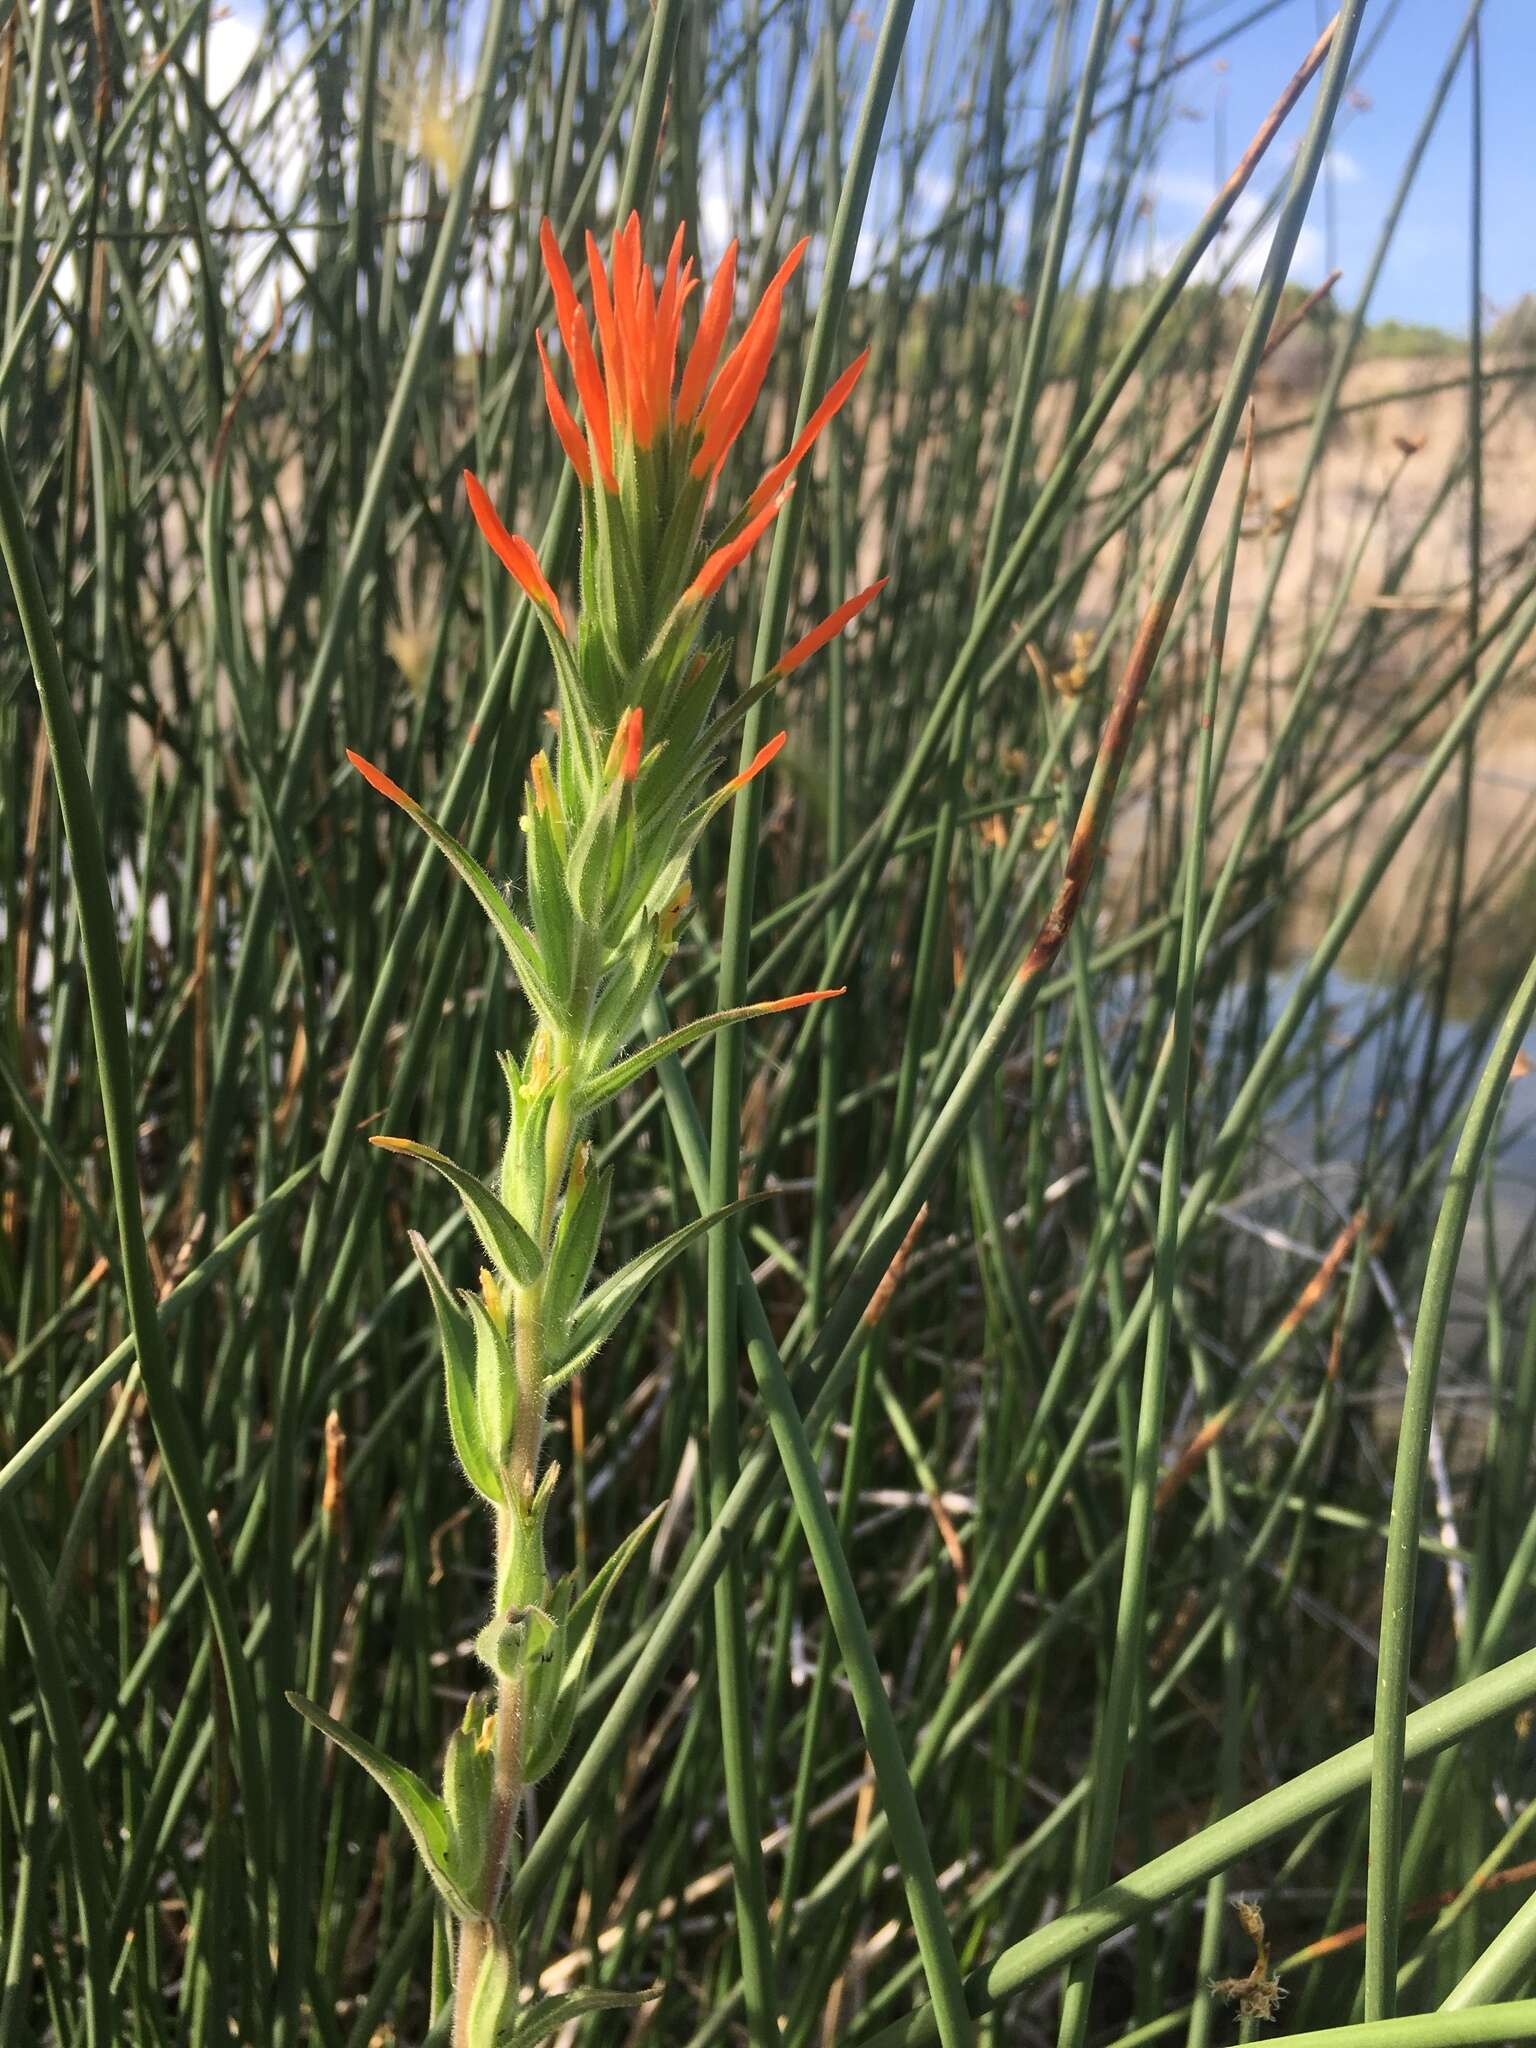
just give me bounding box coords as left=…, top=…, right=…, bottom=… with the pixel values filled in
left=1144, top=0, right=1536, bottom=331
left=211, top=0, right=1531, bottom=340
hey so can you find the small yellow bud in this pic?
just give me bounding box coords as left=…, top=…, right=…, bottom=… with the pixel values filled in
left=527, top=1032, right=552, bottom=1092
left=530, top=748, right=561, bottom=822
left=479, top=1268, right=508, bottom=1331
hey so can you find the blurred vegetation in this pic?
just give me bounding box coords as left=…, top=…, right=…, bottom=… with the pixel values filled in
left=4, top=2, right=1536, bottom=2046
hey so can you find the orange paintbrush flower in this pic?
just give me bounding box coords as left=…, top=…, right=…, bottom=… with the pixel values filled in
left=602, top=705, right=644, bottom=782
left=529, top=747, right=561, bottom=826
left=464, top=470, right=566, bottom=635
left=525, top=220, right=853, bottom=510
left=685, top=489, right=791, bottom=603
left=771, top=577, right=888, bottom=676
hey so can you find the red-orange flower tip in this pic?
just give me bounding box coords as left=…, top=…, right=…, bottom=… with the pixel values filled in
left=763, top=985, right=846, bottom=1014
left=724, top=728, right=787, bottom=794
left=538, top=218, right=581, bottom=354
left=676, top=238, right=739, bottom=424
left=463, top=470, right=567, bottom=635
left=749, top=346, right=871, bottom=513
left=536, top=332, right=592, bottom=488
left=622, top=706, right=644, bottom=782
left=346, top=748, right=413, bottom=810
left=686, top=489, right=792, bottom=604
left=603, top=706, right=645, bottom=783
left=771, top=577, right=888, bottom=677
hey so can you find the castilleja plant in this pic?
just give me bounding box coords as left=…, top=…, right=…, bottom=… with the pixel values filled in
left=287, top=213, right=883, bottom=2044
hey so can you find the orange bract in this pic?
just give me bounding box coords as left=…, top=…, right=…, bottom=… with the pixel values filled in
left=539, top=219, right=581, bottom=356
left=346, top=747, right=413, bottom=810
left=723, top=728, right=787, bottom=794
left=749, top=347, right=870, bottom=512
left=676, top=240, right=738, bottom=423
left=772, top=577, right=888, bottom=676
left=759, top=985, right=846, bottom=1013
left=464, top=470, right=566, bottom=635
left=686, top=490, right=791, bottom=603
left=536, top=332, right=592, bottom=487
left=621, top=706, right=644, bottom=782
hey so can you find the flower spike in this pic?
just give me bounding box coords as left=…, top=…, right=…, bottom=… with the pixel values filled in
left=464, top=471, right=566, bottom=635
left=324, top=214, right=866, bottom=2027
left=771, top=577, right=888, bottom=677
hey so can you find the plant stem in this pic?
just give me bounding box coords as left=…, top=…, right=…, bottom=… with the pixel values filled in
left=453, top=1074, right=576, bottom=2035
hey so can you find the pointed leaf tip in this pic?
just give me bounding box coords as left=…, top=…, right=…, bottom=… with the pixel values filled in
left=284, top=1690, right=476, bottom=1919
left=463, top=469, right=567, bottom=635
left=366, top=1135, right=542, bottom=1287
left=347, top=748, right=414, bottom=808
left=725, top=728, right=787, bottom=794
left=772, top=577, right=888, bottom=677
left=686, top=489, right=792, bottom=604
left=576, top=989, right=846, bottom=1113
left=763, top=984, right=846, bottom=1013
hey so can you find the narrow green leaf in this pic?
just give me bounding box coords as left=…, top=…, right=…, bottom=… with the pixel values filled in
left=500, top=1983, right=662, bottom=2044
left=576, top=991, right=844, bottom=1113
left=347, top=750, right=558, bottom=1022
left=543, top=1162, right=610, bottom=1335
left=467, top=1935, right=517, bottom=2047
left=408, top=1231, right=503, bottom=1506
left=283, top=1692, right=476, bottom=1919
left=374, top=1137, right=542, bottom=1287
left=523, top=1504, right=663, bottom=1783
left=465, top=1289, right=517, bottom=1470
left=549, top=1194, right=769, bottom=1371
left=566, top=777, right=623, bottom=926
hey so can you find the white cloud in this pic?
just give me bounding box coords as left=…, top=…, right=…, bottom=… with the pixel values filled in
left=205, top=10, right=262, bottom=108
left=1129, top=177, right=1325, bottom=291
